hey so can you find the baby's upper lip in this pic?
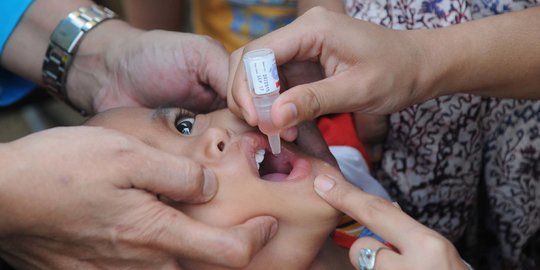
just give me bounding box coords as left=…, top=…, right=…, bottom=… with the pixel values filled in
left=240, top=132, right=269, bottom=176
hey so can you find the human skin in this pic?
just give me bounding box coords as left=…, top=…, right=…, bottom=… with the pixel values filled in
left=313, top=174, right=469, bottom=270
left=228, top=7, right=540, bottom=131
left=0, top=124, right=283, bottom=269
left=85, top=107, right=352, bottom=269
left=1, top=0, right=228, bottom=115
left=226, top=6, right=519, bottom=269
left=0, top=0, right=277, bottom=268
left=295, top=1, right=388, bottom=161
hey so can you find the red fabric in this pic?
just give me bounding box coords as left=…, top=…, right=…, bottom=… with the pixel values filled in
left=317, top=113, right=371, bottom=167
left=333, top=231, right=398, bottom=251
left=332, top=231, right=359, bottom=249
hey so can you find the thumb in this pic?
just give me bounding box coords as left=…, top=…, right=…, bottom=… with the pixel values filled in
left=272, top=71, right=362, bottom=129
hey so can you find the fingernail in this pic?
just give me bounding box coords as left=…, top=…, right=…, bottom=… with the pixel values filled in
left=285, top=103, right=298, bottom=119
left=285, top=103, right=298, bottom=123
left=202, top=168, right=218, bottom=199
left=314, top=174, right=336, bottom=194
left=277, top=103, right=297, bottom=127
left=269, top=219, right=279, bottom=238
left=392, top=201, right=401, bottom=209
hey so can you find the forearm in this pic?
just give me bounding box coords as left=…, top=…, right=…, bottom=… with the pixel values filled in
left=1, top=0, right=93, bottom=83
left=418, top=7, right=540, bottom=100
left=297, top=0, right=344, bottom=15
left=1, top=0, right=141, bottom=113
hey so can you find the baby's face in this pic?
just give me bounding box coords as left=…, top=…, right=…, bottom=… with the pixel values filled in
left=87, top=107, right=341, bottom=268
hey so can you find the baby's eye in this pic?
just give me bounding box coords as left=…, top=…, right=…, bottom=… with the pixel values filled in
left=173, top=108, right=196, bottom=135
left=175, top=117, right=195, bottom=135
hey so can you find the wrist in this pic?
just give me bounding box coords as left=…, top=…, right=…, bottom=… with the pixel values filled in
left=405, top=29, right=458, bottom=101
left=409, top=25, right=479, bottom=100
left=66, top=20, right=142, bottom=114
left=1, top=0, right=94, bottom=82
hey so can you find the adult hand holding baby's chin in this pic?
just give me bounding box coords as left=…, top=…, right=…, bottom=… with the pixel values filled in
left=0, top=127, right=277, bottom=269
left=312, top=174, right=470, bottom=270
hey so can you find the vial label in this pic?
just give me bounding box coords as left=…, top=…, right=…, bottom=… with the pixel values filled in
left=248, top=57, right=280, bottom=95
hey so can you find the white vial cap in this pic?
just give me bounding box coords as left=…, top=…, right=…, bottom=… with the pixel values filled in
left=243, top=49, right=280, bottom=96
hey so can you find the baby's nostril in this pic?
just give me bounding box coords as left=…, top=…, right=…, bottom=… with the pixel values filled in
left=217, top=141, right=225, bottom=152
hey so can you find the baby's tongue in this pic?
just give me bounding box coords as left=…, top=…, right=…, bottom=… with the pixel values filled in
left=261, top=173, right=289, bottom=181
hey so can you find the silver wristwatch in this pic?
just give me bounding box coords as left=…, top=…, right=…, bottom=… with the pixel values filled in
left=42, top=5, right=117, bottom=115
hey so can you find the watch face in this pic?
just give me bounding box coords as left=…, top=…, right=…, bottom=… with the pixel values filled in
left=51, top=19, right=84, bottom=53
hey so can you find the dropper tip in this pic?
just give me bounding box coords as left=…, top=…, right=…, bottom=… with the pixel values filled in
left=268, top=134, right=281, bottom=155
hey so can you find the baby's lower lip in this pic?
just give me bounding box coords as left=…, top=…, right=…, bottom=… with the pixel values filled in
left=261, top=158, right=311, bottom=182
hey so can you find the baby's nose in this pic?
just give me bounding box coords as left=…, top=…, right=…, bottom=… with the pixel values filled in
left=202, top=127, right=231, bottom=159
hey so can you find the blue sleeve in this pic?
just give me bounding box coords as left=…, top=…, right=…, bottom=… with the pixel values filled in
left=0, top=0, right=36, bottom=106
left=0, top=0, right=34, bottom=55
left=0, top=69, right=35, bottom=106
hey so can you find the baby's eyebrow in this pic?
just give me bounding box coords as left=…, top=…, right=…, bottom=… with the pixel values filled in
left=152, top=106, right=175, bottom=124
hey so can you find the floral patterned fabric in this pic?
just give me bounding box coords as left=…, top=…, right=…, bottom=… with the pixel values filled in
left=344, top=0, right=540, bottom=269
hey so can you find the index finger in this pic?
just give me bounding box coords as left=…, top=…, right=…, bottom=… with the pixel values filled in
left=228, top=47, right=258, bottom=127
left=106, top=133, right=217, bottom=203
left=313, top=174, right=429, bottom=251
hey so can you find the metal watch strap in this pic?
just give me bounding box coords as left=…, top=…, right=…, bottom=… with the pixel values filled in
left=42, top=5, right=117, bottom=115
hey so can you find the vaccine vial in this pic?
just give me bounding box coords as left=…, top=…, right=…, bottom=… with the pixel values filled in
left=243, top=49, right=281, bottom=155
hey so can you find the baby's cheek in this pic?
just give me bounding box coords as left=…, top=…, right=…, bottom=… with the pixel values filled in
left=173, top=196, right=257, bottom=228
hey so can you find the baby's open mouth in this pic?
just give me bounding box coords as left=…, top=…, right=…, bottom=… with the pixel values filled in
left=255, top=147, right=311, bottom=182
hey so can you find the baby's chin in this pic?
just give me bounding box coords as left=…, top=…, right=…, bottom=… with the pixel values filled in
left=266, top=142, right=342, bottom=220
